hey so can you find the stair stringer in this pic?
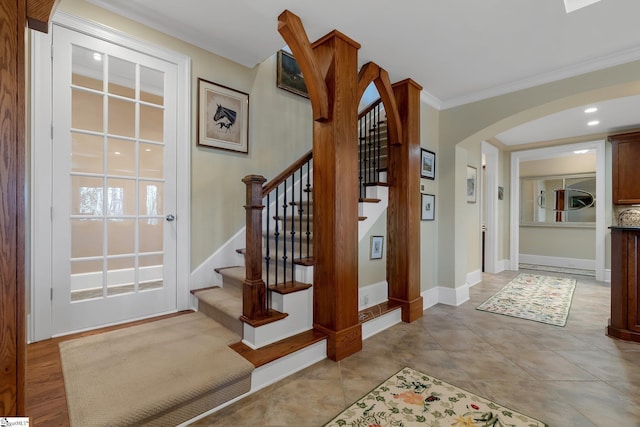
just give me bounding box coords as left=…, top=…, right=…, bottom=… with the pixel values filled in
left=190, top=227, right=245, bottom=294
left=358, top=185, right=388, bottom=241
left=242, top=266, right=314, bottom=349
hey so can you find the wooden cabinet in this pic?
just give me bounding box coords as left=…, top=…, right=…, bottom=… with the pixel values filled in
left=610, top=131, right=640, bottom=204
left=608, top=227, right=640, bottom=342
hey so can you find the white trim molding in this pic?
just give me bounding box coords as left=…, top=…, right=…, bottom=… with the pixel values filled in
left=466, top=269, right=483, bottom=287
left=519, top=254, right=595, bottom=271
left=510, top=140, right=606, bottom=282
left=30, top=12, right=191, bottom=342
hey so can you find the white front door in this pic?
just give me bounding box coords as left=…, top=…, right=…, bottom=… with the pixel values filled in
left=49, top=25, right=179, bottom=334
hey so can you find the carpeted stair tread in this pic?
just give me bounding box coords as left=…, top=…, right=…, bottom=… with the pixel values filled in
left=59, top=312, right=254, bottom=426
left=194, top=286, right=243, bottom=336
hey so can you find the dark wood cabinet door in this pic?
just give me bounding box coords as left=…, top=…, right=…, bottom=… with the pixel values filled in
left=627, top=231, right=640, bottom=332
left=610, top=132, right=640, bottom=204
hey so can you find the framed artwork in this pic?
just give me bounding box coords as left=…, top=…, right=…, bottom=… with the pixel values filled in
left=421, top=193, right=435, bottom=221
left=197, top=78, right=249, bottom=153
left=370, top=235, right=384, bottom=260
left=277, top=50, right=308, bottom=98
left=421, top=149, right=436, bottom=180
left=466, top=166, right=477, bottom=203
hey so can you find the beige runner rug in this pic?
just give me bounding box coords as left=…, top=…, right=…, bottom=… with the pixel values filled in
left=59, top=312, right=254, bottom=426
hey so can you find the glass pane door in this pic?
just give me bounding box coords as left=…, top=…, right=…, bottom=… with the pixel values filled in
left=52, top=26, right=177, bottom=334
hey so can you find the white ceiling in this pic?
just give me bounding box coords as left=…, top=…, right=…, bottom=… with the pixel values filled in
left=86, top=0, right=640, bottom=145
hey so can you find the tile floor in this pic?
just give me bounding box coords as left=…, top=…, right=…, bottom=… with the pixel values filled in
left=191, top=269, right=640, bottom=426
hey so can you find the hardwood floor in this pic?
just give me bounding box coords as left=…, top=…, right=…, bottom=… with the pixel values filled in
left=25, top=311, right=191, bottom=425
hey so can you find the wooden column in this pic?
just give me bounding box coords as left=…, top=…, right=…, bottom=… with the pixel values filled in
left=387, top=79, right=424, bottom=323
left=310, top=31, right=362, bottom=361
left=1, top=0, right=26, bottom=415
left=0, top=0, right=57, bottom=413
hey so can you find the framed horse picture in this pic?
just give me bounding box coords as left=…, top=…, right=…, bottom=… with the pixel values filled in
left=197, top=78, right=249, bottom=153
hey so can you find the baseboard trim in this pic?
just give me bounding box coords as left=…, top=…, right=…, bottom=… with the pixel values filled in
left=466, top=269, right=482, bottom=287
left=519, top=254, right=595, bottom=271
left=422, top=287, right=439, bottom=310
left=497, top=259, right=511, bottom=273
left=358, top=281, right=388, bottom=310
left=362, top=308, right=402, bottom=339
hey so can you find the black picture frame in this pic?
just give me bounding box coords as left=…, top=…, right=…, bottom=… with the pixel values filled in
left=197, top=78, right=249, bottom=153
left=421, top=149, right=436, bottom=180
left=276, top=50, right=308, bottom=98
left=421, top=193, right=435, bottom=221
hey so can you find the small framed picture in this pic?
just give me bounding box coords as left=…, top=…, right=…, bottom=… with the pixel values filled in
left=197, top=78, right=249, bottom=153
left=421, top=149, right=436, bottom=180
left=466, top=166, right=477, bottom=203
left=277, top=50, right=309, bottom=98
left=370, top=235, right=384, bottom=260
left=421, top=193, right=435, bottom=221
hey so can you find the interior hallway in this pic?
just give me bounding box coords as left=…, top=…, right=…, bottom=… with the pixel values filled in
left=191, top=269, right=640, bottom=426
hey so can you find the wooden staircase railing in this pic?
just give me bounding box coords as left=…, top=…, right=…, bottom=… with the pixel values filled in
left=241, top=150, right=313, bottom=325
left=241, top=99, right=388, bottom=326
left=358, top=99, right=387, bottom=199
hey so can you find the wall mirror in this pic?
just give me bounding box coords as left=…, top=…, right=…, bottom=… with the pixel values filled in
left=520, top=173, right=596, bottom=225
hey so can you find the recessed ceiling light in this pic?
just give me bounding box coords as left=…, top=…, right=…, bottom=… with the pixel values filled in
left=584, top=107, right=598, bottom=113
left=145, top=148, right=152, bottom=152
left=564, top=0, right=601, bottom=13
left=93, top=52, right=102, bottom=61
left=587, top=120, right=600, bottom=126
left=114, top=151, right=121, bottom=155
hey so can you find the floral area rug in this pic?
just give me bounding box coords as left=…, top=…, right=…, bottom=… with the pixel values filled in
left=476, top=273, right=576, bottom=327
left=324, top=367, right=547, bottom=427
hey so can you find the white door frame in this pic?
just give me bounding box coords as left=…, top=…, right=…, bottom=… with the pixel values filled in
left=509, top=140, right=606, bottom=282
left=30, top=12, right=191, bottom=341
left=481, top=141, right=499, bottom=274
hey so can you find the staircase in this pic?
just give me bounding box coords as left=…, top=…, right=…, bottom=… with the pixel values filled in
left=190, top=99, right=393, bottom=384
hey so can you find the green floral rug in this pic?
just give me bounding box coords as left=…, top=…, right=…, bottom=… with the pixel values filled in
left=324, top=367, right=547, bottom=427
left=476, top=273, right=576, bottom=327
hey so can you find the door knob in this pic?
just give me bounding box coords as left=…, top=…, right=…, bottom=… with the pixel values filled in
left=166, top=214, right=175, bottom=222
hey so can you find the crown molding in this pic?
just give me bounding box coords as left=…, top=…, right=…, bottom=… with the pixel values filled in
left=440, top=44, right=640, bottom=109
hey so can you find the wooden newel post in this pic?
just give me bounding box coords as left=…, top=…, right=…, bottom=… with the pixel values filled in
left=241, top=175, right=268, bottom=321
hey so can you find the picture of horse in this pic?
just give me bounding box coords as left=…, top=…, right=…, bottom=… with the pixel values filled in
left=206, top=92, right=241, bottom=144
left=197, top=78, right=249, bottom=153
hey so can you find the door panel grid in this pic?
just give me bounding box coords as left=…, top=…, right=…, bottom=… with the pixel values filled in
left=51, top=26, right=177, bottom=334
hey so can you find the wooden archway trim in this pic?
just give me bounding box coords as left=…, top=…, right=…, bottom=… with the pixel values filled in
left=27, top=0, right=60, bottom=32
left=278, top=10, right=330, bottom=122
left=357, top=62, right=402, bottom=145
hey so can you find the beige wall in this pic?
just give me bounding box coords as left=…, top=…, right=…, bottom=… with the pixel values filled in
left=520, top=227, right=595, bottom=259
left=520, top=154, right=596, bottom=177
left=59, top=0, right=313, bottom=270
left=358, top=213, right=387, bottom=287
left=437, top=61, right=640, bottom=287
left=420, top=102, right=439, bottom=291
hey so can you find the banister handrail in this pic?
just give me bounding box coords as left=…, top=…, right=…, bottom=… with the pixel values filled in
left=358, top=98, right=383, bottom=120
left=263, top=150, right=313, bottom=195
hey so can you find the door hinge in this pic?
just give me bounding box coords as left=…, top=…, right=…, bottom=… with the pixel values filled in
left=50, top=124, right=53, bottom=140
left=50, top=206, right=53, bottom=220
left=50, top=288, right=53, bottom=301
left=51, top=44, right=54, bottom=59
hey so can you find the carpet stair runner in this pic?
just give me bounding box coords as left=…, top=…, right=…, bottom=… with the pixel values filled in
left=60, top=312, right=254, bottom=426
